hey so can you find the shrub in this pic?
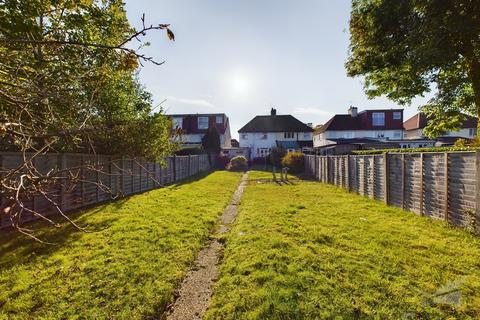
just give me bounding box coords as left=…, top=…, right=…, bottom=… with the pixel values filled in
left=268, top=147, right=287, bottom=167
left=227, top=156, right=248, bottom=171
left=250, top=157, right=267, bottom=166
left=281, top=152, right=305, bottom=173
left=352, top=146, right=478, bottom=155
left=216, top=155, right=230, bottom=169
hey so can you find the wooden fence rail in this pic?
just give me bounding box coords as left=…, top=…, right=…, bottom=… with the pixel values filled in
left=305, top=151, right=479, bottom=230
left=0, top=153, right=211, bottom=229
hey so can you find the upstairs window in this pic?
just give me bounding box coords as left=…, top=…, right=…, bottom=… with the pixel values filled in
left=261, top=133, right=268, bottom=140
left=198, top=116, right=209, bottom=129
left=241, top=134, right=248, bottom=139
left=469, top=128, right=477, bottom=136
left=303, top=132, right=310, bottom=139
left=216, top=115, right=223, bottom=124
left=393, top=112, right=401, bottom=120
left=284, top=132, right=294, bottom=139
left=372, top=112, right=385, bottom=126
left=172, top=117, right=183, bottom=129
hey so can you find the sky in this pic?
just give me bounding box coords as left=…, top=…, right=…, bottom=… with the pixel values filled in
left=125, top=0, right=430, bottom=139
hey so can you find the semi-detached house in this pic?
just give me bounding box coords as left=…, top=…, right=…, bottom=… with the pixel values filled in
left=238, top=108, right=313, bottom=159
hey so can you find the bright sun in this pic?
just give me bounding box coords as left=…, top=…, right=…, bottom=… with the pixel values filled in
left=227, top=72, right=251, bottom=96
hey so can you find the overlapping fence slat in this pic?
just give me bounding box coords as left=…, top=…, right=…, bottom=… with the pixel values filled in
left=305, top=151, right=479, bottom=230
left=0, top=153, right=211, bottom=229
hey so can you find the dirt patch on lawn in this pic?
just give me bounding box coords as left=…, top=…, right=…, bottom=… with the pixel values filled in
left=165, top=172, right=248, bottom=320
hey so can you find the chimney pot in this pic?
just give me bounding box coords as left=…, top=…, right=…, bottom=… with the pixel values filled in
left=271, top=108, right=277, bottom=116
left=348, top=106, right=358, bottom=117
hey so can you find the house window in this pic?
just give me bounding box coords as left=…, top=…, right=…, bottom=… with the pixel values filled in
left=284, top=132, right=294, bottom=139
left=172, top=117, right=183, bottom=129
left=303, top=132, right=310, bottom=139
left=393, top=112, right=401, bottom=120
left=198, top=116, right=209, bottom=129
left=372, top=112, right=385, bottom=126
left=261, top=133, right=268, bottom=140
left=241, top=134, right=248, bottom=139
left=469, top=128, right=477, bottom=136
left=376, top=132, right=385, bottom=138
left=394, top=131, right=401, bottom=138
left=216, top=115, right=223, bottom=124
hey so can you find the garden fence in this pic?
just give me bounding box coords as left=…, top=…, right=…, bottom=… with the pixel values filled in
left=305, top=151, right=480, bottom=230
left=0, top=153, right=211, bottom=228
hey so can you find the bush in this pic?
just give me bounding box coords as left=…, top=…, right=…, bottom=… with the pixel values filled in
left=227, top=156, right=248, bottom=171
left=268, top=147, right=287, bottom=167
left=216, top=155, right=230, bottom=169
left=250, top=157, right=267, bottom=166
left=281, top=152, right=305, bottom=173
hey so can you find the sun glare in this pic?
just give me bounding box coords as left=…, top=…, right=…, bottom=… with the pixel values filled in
left=227, top=72, right=251, bottom=97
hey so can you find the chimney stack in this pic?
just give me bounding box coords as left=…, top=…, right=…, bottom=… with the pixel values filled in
left=271, top=108, right=277, bottom=116
left=348, top=106, right=358, bottom=117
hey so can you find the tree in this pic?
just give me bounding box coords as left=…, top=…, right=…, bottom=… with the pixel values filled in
left=201, top=126, right=221, bottom=165
left=346, top=0, right=480, bottom=136
left=0, top=0, right=174, bottom=239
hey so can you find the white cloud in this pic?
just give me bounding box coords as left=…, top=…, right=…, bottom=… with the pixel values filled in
left=292, top=107, right=332, bottom=116
left=166, top=96, right=216, bottom=109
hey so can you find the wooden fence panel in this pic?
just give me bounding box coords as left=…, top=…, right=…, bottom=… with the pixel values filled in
left=305, top=151, right=478, bottom=230
left=448, top=152, right=476, bottom=226
left=0, top=153, right=210, bottom=229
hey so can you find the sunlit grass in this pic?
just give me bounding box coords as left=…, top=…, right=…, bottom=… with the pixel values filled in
left=0, top=171, right=241, bottom=320
left=206, top=170, right=480, bottom=319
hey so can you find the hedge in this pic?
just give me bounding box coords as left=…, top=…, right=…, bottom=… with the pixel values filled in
left=351, top=146, right=478, bottom=155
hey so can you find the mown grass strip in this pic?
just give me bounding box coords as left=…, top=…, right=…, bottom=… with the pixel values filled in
left=0, top=171, right=242, bottom=320
left=206, top=171, right=480, bottom=319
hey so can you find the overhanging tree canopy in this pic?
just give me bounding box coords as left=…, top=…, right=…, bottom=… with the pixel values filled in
left=346, top=0, right=480, bottom=136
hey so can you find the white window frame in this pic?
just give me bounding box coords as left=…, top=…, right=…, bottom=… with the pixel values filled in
left=172, top=117, right=183, bottom=129
left=241, top=133, right=248, bottom=140
left=216, top=115, right=223, bottom=124
left=198, top=116, right=209, bottom=129
left=284, top=132, right=294, bottom=139
left=393, top=112, right=401, bottom=120
left=303, top=132, right=310, bottom=139
left=372, top=112, right=385, bottom=126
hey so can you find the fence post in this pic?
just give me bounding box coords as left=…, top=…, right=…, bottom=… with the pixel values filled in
left=384, top=152, right=389, bottom=204
left=173, top=155, right=177, bottom=182
left=188, top=155, right=191, bottom=177
left=326, top=156, right=330, bottom=184
left=346, top=155, right=350, bottom=192
left=401, top=154, right=406, bottom=210
left=475, top=150, right=480, bottom=233
left=314, top=155, right=318, bottom=180
left=419, top=153, right=424, bottom=216
left=59, top=153, right=66, bottom=211
left=120, top=156, right=125, bottom=195
left=444, top=152, right=449, bottom=222
left=96, top=154, right=100, bottom=202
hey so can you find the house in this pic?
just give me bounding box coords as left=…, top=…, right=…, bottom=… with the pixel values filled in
left=404, top=112, right=477, bottom=145
left=238, top=108, right=313, bottom=159
left=313, top=106, right=404, bottom=154
left=169, top=113, right=232, bottom=149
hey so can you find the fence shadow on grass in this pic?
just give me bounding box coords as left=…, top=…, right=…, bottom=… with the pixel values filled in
left=0, top=170, right=216, bottom=266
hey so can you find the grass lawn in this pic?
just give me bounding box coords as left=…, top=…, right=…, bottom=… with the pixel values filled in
left=206, top=171, right=480, bottom=319
left=0, top=171, right=241, bottom=320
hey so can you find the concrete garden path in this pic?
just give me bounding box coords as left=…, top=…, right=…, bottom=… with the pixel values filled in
left=166, top=172, right=249, bottom=320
